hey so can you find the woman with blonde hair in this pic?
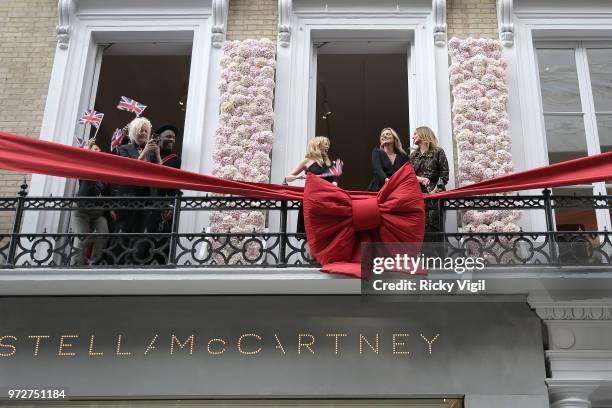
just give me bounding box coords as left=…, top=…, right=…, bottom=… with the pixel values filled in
left=409, top=126, right=449, bottom=238
left=286, top=136, right=338, bottom=233
left=367, top=127, right=409, bottom=192
left=409, top=126, right=449, bottom=194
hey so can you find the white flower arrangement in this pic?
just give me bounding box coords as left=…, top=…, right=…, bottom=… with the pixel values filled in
left=209, top=39, right=276, bottom=263
left=448, top=37, right=520, bottom=234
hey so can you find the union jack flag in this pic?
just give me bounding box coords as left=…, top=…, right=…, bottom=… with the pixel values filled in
left=320, top=159, right=343, bottom=178
left=78, top=109, right=104, bottom=128
left=117, top=96, right=147, bottom=116
left=111, top=128, right=124, bottom=151
left=73, top=135, right=87, bottom=149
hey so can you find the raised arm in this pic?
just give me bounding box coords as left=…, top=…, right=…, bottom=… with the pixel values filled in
left=285, top=159, right=309, bottom=182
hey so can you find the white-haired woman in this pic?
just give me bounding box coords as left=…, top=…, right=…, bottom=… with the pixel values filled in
left=118, top=117, right=161, bottom=164
left=112, top=117, right=160, bottom=262
left=367, top=127, right=409, bottom=192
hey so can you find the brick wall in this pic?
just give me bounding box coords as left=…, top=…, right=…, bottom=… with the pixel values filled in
left=226, top=0, right=277, bottom=41
left=0, top=0, right=57, bottom=232
left=447, top=0, right=498, bottom=40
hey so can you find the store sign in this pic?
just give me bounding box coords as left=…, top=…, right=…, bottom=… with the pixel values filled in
left=0, top=296, right=546, bottom=399
left=0, top=331, right=439, bottom=358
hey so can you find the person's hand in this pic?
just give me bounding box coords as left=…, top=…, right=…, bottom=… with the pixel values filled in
left=141, top=140, right=160, bottom=159
left=332, top=181, right=338, bottom=186
left=417, top=176, right=430, bottom=187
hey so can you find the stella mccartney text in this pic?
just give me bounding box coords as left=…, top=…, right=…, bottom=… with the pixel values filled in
left=0, top=332, right=440, bottom=357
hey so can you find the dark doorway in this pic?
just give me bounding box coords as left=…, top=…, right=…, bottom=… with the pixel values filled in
left=91, top=42, right=192, bottom=154
left=315, top=46, right=409, bottom=191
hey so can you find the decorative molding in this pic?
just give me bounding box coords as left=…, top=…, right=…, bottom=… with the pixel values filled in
left=531, top=302, right=612, bottom=321
left=546, top=379, right=601, bottom=408
left=278, top=0, right=292, bottom=47
left=547, top=350, right=612, bottom=363
left=56, top=0, right=75, bottom=50
left=211, top=0, right=229, bottom=48
left=496, top=0, right=514, bottom=47
left=432, top=0, right=447, bottom=47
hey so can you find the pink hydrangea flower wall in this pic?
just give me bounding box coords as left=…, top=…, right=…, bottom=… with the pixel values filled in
left=448, top=37, right=520, bottom=233
left=209, top=39, right=276, bottom=235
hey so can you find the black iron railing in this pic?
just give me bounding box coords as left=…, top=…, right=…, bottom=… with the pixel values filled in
left=0, top=183, right=610, bottom=268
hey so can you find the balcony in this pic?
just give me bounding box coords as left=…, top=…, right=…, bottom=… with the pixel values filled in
left=0, top=187, right=610, bottom=295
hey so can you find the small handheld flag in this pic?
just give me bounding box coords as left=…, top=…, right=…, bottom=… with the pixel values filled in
left=320, top=159, right=343, bottom=178
left=73, top=135, right=87, bottom=148
left=117, top=96, right=147, bottom=117
left=78, top=109, right=104, bottom=128
left=111, top=128, right=124, bottom=151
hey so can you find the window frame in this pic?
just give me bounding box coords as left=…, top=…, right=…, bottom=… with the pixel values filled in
left=26, top=3, right=220, bottom=236
left=533, top=40, right=612, bottom=231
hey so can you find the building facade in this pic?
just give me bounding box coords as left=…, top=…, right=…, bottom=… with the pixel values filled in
left=0, top=0, right=611, bottom=407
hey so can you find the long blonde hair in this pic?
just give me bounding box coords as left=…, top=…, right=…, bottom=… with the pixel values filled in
left=305, top=136, right=332, bottom=166
left=414, top=126, right=439, bottom=151
left=379, top=127, right=407, bottom=155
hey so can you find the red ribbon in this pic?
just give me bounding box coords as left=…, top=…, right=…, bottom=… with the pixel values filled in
left=1, top=130, right=612, bottom=277
left=303, top=164, right=425, bottom=277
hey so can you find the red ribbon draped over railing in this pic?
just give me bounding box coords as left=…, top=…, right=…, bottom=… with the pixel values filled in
left=1, top=131, right=612, bottom=277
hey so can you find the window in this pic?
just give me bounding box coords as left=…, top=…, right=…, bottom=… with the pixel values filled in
left=535, top=42, right=612, bottom=231
left=89, top=42, right=192, bottom=155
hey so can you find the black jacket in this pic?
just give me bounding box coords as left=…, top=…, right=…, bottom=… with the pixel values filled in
left=77, top=180, right=107, bottom=197
left=113, top=143, right=158, bottom=197
left=367, top=148, right=409, bottom=192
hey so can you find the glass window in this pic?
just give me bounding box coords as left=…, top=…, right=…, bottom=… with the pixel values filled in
left=537, top=49, right=582, bottom=112
left=596, top=114, right=612, bottom=153
left=536, top=44, right=612, bottom=231
left=543, top=114, right=588, bottom=163
left=587, top=49, right=612, bottom=112
left=552, top=187, right=598, bottom=232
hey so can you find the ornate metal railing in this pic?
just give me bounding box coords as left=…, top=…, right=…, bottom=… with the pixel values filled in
left=0, top=183, right=610, bottom=269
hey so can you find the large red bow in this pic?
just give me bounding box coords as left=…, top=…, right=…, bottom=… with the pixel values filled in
left=303, top=164, right=425, bottom=277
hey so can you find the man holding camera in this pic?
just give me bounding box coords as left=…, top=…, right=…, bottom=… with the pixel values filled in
left=147, top=124, right=182, bottom=264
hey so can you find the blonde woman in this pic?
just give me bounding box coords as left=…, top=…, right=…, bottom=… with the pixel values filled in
left=409, top=126, right=449, bottom=238
left=409, top=126, right=449, bottom=194
left=286, top=136, right=338, bottom=233
left=367, top=127, right=409, bottom=192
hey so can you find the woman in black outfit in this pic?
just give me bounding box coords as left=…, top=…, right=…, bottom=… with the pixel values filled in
left=367, top=127, right=409, bottom=192
left=285, top=136, right=337, bottom=233
left=111, top=117, right=161, bottom=263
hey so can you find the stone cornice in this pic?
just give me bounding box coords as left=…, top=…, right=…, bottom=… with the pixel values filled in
left=530, top=301, right=612, bottom=320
